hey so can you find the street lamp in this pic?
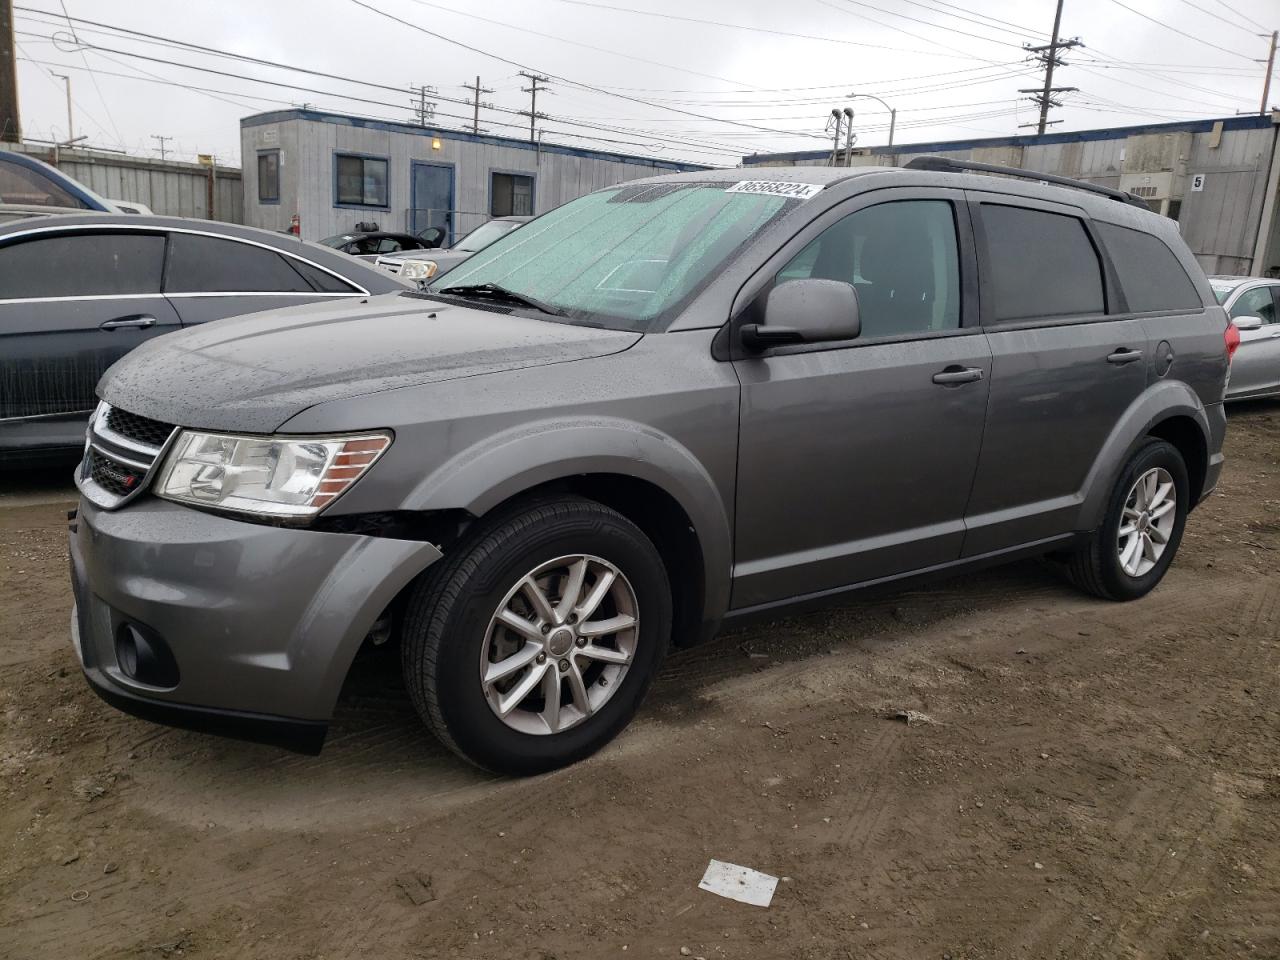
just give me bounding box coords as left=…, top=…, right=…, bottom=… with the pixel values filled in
left=847, top=92, right=897, bottom=148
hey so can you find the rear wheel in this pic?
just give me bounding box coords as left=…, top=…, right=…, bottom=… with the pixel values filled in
left=1068, top=438, right=1188, bottom=601
left=401, top=497, right=671, bottom=774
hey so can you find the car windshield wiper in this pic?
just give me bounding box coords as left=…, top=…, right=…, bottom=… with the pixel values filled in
left=438, top=283, right=565, bottom=317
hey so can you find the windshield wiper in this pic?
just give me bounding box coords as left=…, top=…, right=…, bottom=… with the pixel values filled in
left=438, top=283, right=565, bottom=317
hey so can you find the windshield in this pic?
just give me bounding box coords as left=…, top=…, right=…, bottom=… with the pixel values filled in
left=1208, top=281, right=1240, bottom=305
left=427, top=182, right=798, bottom=331
left=319, top=235, right=354, bottom=248
left=455, top=219, right=521, bottom=253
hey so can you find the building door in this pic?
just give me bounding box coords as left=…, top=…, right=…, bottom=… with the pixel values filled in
left=411, top=163, right=454, bottom=244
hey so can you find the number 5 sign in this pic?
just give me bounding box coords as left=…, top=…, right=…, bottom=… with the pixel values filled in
left=1190, top=174, right=1206, bottom=192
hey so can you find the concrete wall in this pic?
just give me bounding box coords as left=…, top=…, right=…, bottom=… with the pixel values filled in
left=240, top=110, right=706, bottom=242
left=0, top=143, right=242, bottom=222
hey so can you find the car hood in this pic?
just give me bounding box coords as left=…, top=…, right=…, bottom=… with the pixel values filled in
left=100, top=293, right=641, bottom=433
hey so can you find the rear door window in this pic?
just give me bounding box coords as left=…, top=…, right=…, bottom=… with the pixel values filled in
left=979, top=204, right=1105, bottom=322
left=1096, top=222, right=1201, bottom=312
left=0, top=231, right=165, bottom=298
left=165, top=233, right=313, bottom=293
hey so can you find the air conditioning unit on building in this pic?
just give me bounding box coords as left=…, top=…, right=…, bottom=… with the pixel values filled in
left=1119, top=171, right=1175, bottom=201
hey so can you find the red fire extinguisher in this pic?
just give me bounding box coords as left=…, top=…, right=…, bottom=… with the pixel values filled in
left=289, top=213, right=300, bottom=236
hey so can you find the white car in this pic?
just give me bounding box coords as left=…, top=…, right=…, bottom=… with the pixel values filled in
left=1210, top=276, right=1280, bottom=400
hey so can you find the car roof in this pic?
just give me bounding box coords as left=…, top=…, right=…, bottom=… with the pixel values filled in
left=617, top=164, right=1170, bottom=225
left=0, top=213, right=411, bottom=293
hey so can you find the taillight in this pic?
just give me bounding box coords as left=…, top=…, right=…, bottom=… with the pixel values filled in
left=1225, top=322, right=1241, bottom=362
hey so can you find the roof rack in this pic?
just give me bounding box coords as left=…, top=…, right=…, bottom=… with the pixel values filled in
left=903, top=155, right=1150, bottom=210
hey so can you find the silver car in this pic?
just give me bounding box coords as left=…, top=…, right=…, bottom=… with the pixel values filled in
left=70, top=162, right=1230, bottom=774
left=1210, top=276, right=1280, bottom=400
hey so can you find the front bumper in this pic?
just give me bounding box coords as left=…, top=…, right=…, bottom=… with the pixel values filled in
left=68, top=497, right=441, bottom=752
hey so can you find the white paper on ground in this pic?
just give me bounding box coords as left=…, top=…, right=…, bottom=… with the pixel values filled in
left=698, top=859, right=778, bottom=907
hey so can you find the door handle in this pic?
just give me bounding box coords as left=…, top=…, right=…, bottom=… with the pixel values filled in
left=932, top=366, right=985, bottom=385
left=1269, top=331, right=1280, bottom=339
left=1106, top=348, right=1143, bottom=365
left=100, top=315, right=157, bottom=331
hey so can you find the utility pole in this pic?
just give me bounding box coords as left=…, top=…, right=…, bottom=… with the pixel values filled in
left=52, top=72, right=72, bottom=142
left=518, top=71, right=550, bottom=144
left=0, top=0, right=19, bottom=143
left=842, top=106, right=856, bottom=166
left=1020, top=0, right=1081, bottom=135
left=410, top=84, right=437, bottom=126
left=827, top=108, right=843, bottom=167
left=1261, top=30, right=1277, bottom=115
left=464, top=75, right=493, bottom=135
left=151, top=134, right=172, bottom=161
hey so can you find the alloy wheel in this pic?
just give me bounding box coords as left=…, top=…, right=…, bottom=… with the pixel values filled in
left=480, top=554, right=639, bottom=735
left=1117, top=466, right=1176, bottom=578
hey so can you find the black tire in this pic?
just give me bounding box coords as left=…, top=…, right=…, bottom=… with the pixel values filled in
left=400, top=497, right=672, bottom=775
left=1068, top=438, right=1189, bottom=601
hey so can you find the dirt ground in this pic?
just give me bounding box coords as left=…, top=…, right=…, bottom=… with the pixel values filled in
left=2, top=406, right=1278, bottom=960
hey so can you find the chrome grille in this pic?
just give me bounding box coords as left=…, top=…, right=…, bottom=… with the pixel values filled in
left=76, top=403, right=178, bottom=509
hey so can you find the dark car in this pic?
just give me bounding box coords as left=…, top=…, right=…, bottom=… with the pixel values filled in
left=72, top=162, right=1229, bottom=774
left=318, top=228, right=445, bottom=261
left=374, top=216, right=531, bottom=284
left=0, top=151, right=118, bottom=222
left=0, top=214, right=410, bottom=463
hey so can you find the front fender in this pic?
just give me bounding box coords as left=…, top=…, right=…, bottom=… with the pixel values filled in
left=1077, top=379, right=1212, bottom=531
left=400, top=416, right=733, bottom=623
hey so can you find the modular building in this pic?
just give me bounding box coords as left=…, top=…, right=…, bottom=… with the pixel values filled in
left=744, top=112, right=1280, bottom=278
left=240, top=108, right=706, bottom=244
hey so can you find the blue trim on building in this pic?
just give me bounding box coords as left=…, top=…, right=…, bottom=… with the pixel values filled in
left=409, top=159, right=456, bottom=243
left=242, top=109, right=709, bottom=172
left=256, top=149, right=280, bottom=205
left=333, top=150, right=390, bottom=210
left=742, top=114, right=1275, bottom=164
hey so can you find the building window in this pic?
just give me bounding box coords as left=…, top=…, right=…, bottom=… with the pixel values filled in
left=335, top=153, right=388, bottom=207
left=257, top=151, right=280, bottom=203
left=491, top=172, right=534, bottom=217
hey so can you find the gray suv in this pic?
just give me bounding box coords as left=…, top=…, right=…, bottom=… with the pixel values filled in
left=69, top=161, right=1230, bottom=774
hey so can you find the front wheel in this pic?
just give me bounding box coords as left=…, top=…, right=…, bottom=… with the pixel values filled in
left=1068, top=438, right=1189, bottom=601
left=401, top=497, right=672, bottom=775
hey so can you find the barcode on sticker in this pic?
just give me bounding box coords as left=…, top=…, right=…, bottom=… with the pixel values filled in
left=726, top=180, right=824, bottom=200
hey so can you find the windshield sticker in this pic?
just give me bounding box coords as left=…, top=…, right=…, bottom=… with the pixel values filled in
left=726, top=180, right=824, bottom=200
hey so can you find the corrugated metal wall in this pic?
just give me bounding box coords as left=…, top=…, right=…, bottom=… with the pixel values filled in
left=0, top=143, right=243, bottom=222
left=241, top=113, right=704, bottom=242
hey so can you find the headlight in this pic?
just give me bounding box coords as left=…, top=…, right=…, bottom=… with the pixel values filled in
left=400, top=259, right=437, bottom=281
left=154, top=431, right=391, bottom=519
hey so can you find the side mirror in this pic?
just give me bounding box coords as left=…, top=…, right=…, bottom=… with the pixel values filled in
left=1232, top=315, right=1264, bottom=332
left=741, top=278, right=861, bottom=352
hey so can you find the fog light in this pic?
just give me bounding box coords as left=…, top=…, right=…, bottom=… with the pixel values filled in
left=114, top=622, right=180, bottom=688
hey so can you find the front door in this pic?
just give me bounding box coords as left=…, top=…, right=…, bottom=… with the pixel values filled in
left=961, top=194, right=1149, bottom=555
left=731, top=191, right=991, bottom=609
left=1227, top=284, right=1280, bottom=398
left=411, top=162, right=454, bottom=244
left=0, top=228, right=178, bottom=432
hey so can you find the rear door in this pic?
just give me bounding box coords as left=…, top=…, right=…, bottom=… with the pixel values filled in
left=1226, top=283, right=1280, bottom=397
left=0, top=228, right=178, bottom=421
left=731, top=188, right=991, bottom=608
left=162, top=230, right=363, bottom=326
left=962, top=194, right=1148, bottom=556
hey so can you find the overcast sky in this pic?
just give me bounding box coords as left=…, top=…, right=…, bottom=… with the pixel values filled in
left=10, top=0, right=1276, bottom=167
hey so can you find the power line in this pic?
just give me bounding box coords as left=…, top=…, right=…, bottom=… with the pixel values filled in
left=1208, top=0, right=1270, bottom=32
left=57, top=0, right=121, bottom=145
left=828, top=0, right=1025, bottom=50
left=1106, top=0, right=1259, bottom=61
left=1173, top=0, right=1264, bottom=36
